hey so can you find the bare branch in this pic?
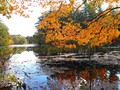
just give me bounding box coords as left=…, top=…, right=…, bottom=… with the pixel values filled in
left=72, top=0, right=87, bottom=19
left=88, top=7, right=120, bottom=27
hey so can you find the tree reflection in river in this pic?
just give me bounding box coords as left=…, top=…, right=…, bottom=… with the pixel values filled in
left=0, top=46, right=13, bottom=68
left=0, top=46, right=27, bottom=66
left=12, top=47, right=27, bottom=54
left=0, top=46, right=25, bottom=89
left=1, top=45, right=120, bottom=90
left=0, top=46, right=13, bottom=59
left=47, top=64, right=120, bottom=90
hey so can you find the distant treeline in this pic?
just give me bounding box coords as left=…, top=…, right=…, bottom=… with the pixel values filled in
left=11, top=35, right=28, bottom=44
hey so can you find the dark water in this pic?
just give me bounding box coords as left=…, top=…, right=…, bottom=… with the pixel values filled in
left=2, top=45, right=120, bottom=90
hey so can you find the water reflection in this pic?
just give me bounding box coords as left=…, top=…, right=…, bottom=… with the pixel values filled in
left=0, top=46, right=13, bottom=72
left=2, top=46, right=120, bottom=90
left=45, top=61, right=120, bottom=90
left=0, top=46, right=24, bottom=89
left=9, top=44, right=38, bottom=47
left=0, top=46, right=13, bottom=62
left=6, top=49, right=48, bottom=90
left=12, top=47, right=27, bottom=54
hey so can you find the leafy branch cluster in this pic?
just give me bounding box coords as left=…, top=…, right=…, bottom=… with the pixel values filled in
left=36, top=0, right=120, bottom=51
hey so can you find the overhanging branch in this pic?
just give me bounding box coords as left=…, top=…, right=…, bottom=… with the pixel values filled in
left=88, top=7, right=120, bottom=27
left=72, top=0, right=87, bottom=20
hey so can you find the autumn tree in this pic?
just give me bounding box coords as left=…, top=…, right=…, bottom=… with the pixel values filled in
left=36, top=0, right=120, bottom=52
left=0, top=0, right=47, bottom=18
left=0, top=0, right=28, bottom=18
left=1, top=0, right=120, bottom=52
left=0, top=21, right=13, bottom=46
left=0, top=0, right=60, bottom=18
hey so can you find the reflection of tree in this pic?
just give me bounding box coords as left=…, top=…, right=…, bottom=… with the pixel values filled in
left=0, top=20, right=13, bottom=67
left=0, top=46, right=13, bottom=86
left=48, top=64, right=119, bottom=90
left=0, top=46, right=26, bottom=89
left=33, top=46, right=61, bottom=56
left=0, top=46, right=27, bottom=65
left=46, top=77, right=63, bottom=90
left=106, top=65, right=120, bottom=83
left=79, top=68, right=107, bottom=81
left=0, top=46, right=13, bottom=65
left=12, top=47, right=27, bottom=54
left=53, top=71, right=77, bottom=82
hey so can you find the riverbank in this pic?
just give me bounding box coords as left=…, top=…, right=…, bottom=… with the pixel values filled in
left=38, top=50, right=120, bottom=65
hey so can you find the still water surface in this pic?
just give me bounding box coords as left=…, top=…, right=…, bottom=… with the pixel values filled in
left=4, top=44, right=120, bottom=90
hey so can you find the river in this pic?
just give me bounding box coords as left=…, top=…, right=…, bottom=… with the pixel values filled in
left=1, top=44, right=120, bottom=90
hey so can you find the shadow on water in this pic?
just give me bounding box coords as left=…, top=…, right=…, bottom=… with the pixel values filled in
left=0, top=44, right=120, bottom=90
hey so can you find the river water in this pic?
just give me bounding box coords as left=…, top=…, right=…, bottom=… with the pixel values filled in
left=2, top=44, right=120, bottom=90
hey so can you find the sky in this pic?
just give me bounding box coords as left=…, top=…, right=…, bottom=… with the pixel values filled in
left=0, top=7, right=43, bottom=37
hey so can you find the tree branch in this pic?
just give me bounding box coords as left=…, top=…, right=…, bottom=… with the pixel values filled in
left=88, top=7, right=120, bottom=27
left=72, top=0, right=87, bottom=20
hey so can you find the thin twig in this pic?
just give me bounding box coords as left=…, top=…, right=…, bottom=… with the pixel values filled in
left=88, top=7, right=120, bottom=27
left=72, top=0, right=87, bottom=20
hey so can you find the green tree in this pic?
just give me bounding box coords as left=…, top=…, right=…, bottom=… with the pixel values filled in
left=0, top=20, right=13, bottom=64
left=12, top=35, right=28, bottom=44
left=26, top=36, right=33, bottom=44
left=0, top=21, right=13, bottom=46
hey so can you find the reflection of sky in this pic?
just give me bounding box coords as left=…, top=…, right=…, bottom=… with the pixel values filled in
left=10, top=51, right=37, bottom=62
left=116, top=74, right=120, bottom=90
left=9, top=44, right=38, bottom=47
left=6, top=50, right=50, bottom=89
left=116, top=74, right=120, bottom=79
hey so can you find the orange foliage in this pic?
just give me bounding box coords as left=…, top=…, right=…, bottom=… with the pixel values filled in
left=36, top=0, right=120, bottom=48
left=1, top=0, right=119, bottom=18
left=52, top=68, right=118, bottom=86
left=80, top=68, right=107, bottom=81
left=55, top=70, right=76, bottom=82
